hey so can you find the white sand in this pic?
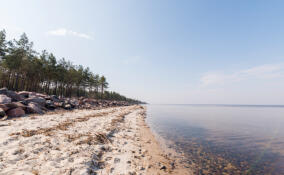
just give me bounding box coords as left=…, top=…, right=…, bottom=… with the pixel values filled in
left=0, top=105, right=191, bottom=175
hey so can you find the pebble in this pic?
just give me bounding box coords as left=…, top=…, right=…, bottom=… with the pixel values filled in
left=114, top=158, right=120, bottom=163
left=160, top=165, right=167, bottom=170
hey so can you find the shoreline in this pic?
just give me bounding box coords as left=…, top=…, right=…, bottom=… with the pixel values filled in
left=0, top=105, right=191, bottom=174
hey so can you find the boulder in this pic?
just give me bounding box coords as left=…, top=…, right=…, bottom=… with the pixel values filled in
left=45, top=100, right=55, bottom=110
left=6, top=90, right=24, bottom=101
left=0, top=88, right=24, bottom=101
left=28, top=92, right=37, bottom=97
left=17, top=91, right=30, bottom=98
left=0, top=108, right=5, bottom=118
left=12, top=102, right=27, bottom=110
left=70, top=99, right=79, bottom=108
left=63, top=104, right=72, bottom=110
left=50, top=95, right=60, bottom=102
left=0, top=104, right=9, bottom=111
left=6, top=107, right=25, bottom=118
left=2, top=103, right=20, bottom=111
left=44, top=96, right=51, bottom=100
left=54, top=102, right=64, bottom=108
left=0, top=95, right=11, bottom=104
left=27, top=102, right=44, bottom=114
left=25, top=97, right=46, bottom=106
left=34, top=93, right=47, bottom=98
left=0, top=88, right=8, bottom=95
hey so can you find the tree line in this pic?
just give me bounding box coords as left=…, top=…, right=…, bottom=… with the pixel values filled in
left=0, top=29, right=142, bottom=103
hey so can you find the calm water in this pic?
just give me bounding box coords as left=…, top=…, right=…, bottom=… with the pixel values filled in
left=146, top=104, right=284, bottom=175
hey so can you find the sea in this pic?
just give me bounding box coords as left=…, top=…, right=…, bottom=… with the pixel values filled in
left=146, top=104, right=284, bottom=174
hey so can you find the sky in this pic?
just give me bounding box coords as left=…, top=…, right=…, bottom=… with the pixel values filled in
left=0, top=0, right=284, bottom=104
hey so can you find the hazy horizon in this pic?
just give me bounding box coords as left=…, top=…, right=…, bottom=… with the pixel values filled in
left=1, top=0, right=284, bottom=104
left=148, top=103, right=284, bottom=106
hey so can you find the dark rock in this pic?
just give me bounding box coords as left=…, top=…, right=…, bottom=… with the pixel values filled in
left=0, top=104, right=9, bottom=111
left=17, top=91, right=30, bottom=98
left=0, top=88, right=8, bottom=94
left=1, top=102, right=21, bottom=111
left=25, top=97, right=46, bottom=106
left=70, top=99, right=79, bottom=108
left=0, top=108, right=5, bottom=118
left=6, top=107, right=25, bottom=118
left=28, top=92, right=36, bottom=97
left=6, top=90, right=24, bottom=101
left=0, top=102, right=21, bottom=112
left=19, top=100, right=28, bottom=106
left=160, top=165, right=167, bottom=170
left=50, top=95, right=60, bottom=102
left=27, top=102, right=44, bottom=114
left=12, top=102, right=27, bottom=110
left=0, top=95, right=11, bottom=104
left=45, top=100, right=55, bottom=109
left=0, top=89, right=133, bottom=117
left=4, top=103, right=21, bottom=111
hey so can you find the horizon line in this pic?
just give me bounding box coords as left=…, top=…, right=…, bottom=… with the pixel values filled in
left=146, top=104, right=284, bottom=107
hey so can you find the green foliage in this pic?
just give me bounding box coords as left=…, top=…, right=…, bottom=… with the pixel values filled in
left=0, top=30, right=143, bottom=103
left=0, top=30, right=6, bottom=57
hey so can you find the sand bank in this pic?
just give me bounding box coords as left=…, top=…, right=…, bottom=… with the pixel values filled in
left=0, top=105, right=191, bottom=175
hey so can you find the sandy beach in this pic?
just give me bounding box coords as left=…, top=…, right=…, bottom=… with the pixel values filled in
left=0, top=105, right=191, bottom=175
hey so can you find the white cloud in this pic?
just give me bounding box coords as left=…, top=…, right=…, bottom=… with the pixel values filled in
left=47, top=28, right=92, bottom=40
left=200, top=64, right=284, bottom=86
left=240, top=64, right=283, bottom=78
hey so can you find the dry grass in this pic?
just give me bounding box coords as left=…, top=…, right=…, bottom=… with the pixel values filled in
left=76, top=133, right=110, bottom=145
left=110, top=111, right=131, bottom=126
left=10, top=110, right=116, bottom=137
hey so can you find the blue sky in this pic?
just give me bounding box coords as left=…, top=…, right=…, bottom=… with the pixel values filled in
left=1, top=0, right=284, bottom=104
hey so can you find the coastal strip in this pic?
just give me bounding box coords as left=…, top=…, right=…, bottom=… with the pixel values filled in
left=0, top=105, right=191, bottom=175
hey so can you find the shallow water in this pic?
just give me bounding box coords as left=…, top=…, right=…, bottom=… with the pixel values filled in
left=146, top=104, right=284, bottom=175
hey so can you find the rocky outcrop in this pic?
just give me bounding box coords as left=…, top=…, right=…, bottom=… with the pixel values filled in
left=0, top=88, right=133, bottom=119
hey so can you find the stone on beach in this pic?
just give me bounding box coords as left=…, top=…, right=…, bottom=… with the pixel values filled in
left=0, top=94, right=11, bottom=104
left=18, top=91, right=30, bottom=98
left=0, top=108, right=5, bottom=118
left=27, top=102, right=44, bottom=114
left=0, top=102, right=26, bottom=112
left=0, top=87, right=8, bottom=94
left=54, top=102, right=64, bottom=108
left=45, top=100, right=55, bottom=109
left=50, top=95, right=60, bottom=102
left=6, top=107, right=25, bottom=118
left=63, top=104, right=72, bottom=110
left=0, top=89, right=133, bottom=120
left=25, top=97, right=46, bottom=106
left=6, top=90, right=24, bottom=101
left=0, top=88, right=24, bottom=101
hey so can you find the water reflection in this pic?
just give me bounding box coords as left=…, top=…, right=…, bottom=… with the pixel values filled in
left=146, top=104, right=284, bottom=174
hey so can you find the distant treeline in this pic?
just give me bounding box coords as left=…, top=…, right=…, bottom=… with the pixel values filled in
left=0, top=29, right=143, bottom=104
